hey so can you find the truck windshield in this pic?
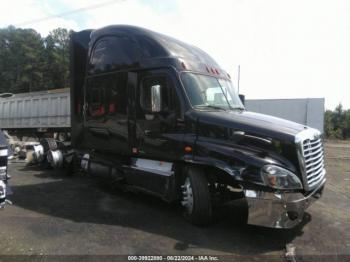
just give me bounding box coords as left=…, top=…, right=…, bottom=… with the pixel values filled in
left=181, top=73, right=244, bottom=110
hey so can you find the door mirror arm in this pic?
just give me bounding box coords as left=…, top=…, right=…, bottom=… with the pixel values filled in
left=239, top=94, right=245, bottom=106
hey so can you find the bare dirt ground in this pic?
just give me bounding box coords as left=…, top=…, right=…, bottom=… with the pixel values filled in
left=0, top=141, right=349, bottom=260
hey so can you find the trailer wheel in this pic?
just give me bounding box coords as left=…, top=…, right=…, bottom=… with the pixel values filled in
left=181, top=167, right=212, bottom=226
left=57, top=132, right=67, bottom=142
left=40, top=138, right=57, bottom=152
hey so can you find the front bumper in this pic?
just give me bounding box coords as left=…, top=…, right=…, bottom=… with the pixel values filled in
left=244, top=178, right=326, bottom=228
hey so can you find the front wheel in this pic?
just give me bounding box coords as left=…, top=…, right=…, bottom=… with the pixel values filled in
left=181, top=167, right=213, bottom=226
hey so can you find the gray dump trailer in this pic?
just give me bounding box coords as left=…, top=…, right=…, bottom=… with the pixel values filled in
left=0, top=88, right=70, bottom=132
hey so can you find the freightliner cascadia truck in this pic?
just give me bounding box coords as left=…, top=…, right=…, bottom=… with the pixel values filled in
left=44, top=25, right=326, bottom=228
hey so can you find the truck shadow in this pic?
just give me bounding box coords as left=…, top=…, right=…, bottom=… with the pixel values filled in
left=10, top=165, right=311, bottom=255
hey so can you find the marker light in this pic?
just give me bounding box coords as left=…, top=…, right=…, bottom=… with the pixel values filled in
left=184, top=146, right=192, bottom=153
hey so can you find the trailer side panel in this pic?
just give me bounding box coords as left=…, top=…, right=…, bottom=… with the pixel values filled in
left=0, top=89, right=70, bottom=130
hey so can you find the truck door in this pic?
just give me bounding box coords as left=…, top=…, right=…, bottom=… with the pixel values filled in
left=84, top=72, right=129, bottom=154
left=131, top=69, right=184, bottom=161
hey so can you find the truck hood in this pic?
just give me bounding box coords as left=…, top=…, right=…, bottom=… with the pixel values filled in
left=193, top=109, right=307, bottom=143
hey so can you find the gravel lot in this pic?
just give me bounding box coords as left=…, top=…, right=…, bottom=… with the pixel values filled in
left=0, top=141, right=349, bottom=260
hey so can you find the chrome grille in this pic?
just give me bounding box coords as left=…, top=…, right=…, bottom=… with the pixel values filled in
left=296, top=130, right=326, bottom=190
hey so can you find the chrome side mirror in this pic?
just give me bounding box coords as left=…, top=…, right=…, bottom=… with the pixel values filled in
left=151, top=84, right=161, bottom=113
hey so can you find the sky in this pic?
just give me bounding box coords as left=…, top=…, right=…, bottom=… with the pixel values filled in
left=0, top=0, right=349, bottom=110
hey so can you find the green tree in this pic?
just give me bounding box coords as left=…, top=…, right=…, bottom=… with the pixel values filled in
left=324, top=110, right=334, bottom=138
left=343, top=109, right=350, bottom=139
left=0, top=26, right=71, bottom=94
left=43, top=28, right=70, bottom=90
left=324, top=103, right=350, bottom=140
left=0, top=26, right=46, bottom=93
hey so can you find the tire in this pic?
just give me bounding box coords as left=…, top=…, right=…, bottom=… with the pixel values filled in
left=40, top=138, right=57, bottom=152
left=57, top=132, right=67, bottom=142
left=182, top=167, right=213, bottom=226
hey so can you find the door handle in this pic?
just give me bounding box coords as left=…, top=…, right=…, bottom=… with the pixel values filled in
left=176, top=118, right=185, bottom=127
left=144, top=130, right=151, bottom=136
left=89, top=127, right=109, bottom=137
left=117, top=119, right=127, bottom=124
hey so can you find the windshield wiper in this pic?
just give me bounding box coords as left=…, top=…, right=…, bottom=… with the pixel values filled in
left=194, top=105, right=227, bottom=111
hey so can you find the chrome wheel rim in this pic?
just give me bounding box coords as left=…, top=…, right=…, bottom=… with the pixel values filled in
left=181, top=177, right=194, bottom=214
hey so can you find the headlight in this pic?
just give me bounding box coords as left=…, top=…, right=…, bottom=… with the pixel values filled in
left=261, top=165, right=303, bottom=190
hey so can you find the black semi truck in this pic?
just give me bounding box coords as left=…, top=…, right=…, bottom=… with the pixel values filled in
left=45, top=25, right=326, bottom=228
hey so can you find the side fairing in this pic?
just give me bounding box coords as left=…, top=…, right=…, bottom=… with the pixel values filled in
left=70, top=30, right=92, bottom=149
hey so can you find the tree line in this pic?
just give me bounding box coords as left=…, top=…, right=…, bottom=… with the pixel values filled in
left=0, top=26, right=70, bottom=94
left=325, top=104, right=350, bottom=139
